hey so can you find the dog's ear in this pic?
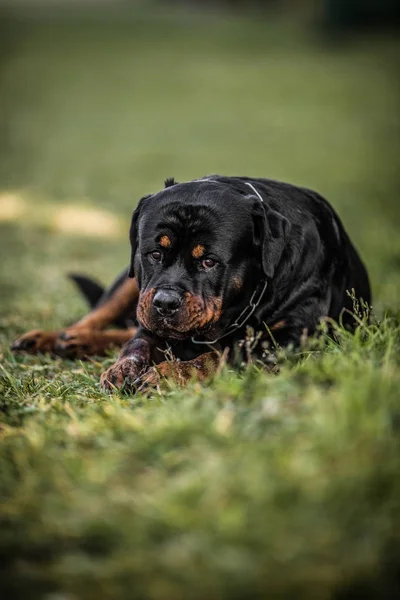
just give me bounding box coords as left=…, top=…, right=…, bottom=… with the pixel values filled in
left=128, top=195, right=151, bottom=278
left=252, top=201, right=290, bottom=279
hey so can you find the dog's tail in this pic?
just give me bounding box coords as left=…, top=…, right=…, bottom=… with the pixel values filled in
left=68, top=273, right=105, bottom=308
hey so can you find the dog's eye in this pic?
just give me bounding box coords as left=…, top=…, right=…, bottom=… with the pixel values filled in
left=202, top=258, right=216, bottom=269
left=150, top=250, right=162, bottom=262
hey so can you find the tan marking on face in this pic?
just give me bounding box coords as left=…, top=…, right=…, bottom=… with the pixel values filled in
left=270, top=320, right=286, bottom=331
left=232, top=276, right=243, bottom=290
left=136, top=288, right=156, bottom=330
left=160, top=235, right=172, bottom=248
left=173, top=294, right=222, bottom=333
left=192, top=244, right=205, bottom=259
left=137, top=288, right=222, bottom=338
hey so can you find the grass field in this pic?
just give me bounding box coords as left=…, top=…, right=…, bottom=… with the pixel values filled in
left=1, top=10, right=400, bottom=599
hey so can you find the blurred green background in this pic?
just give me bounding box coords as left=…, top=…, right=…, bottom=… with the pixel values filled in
left=0, top=1, right=399, bottom=331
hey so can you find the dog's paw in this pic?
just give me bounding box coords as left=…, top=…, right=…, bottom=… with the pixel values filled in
left=54, top=329, right=106, bottom=359
left=134, top=361, right=188, bottom=393
left=100, top=356, right=148, bottom=393
left=11, top=329, right=60, bottom=354
left=134, top=365, right=164, bottom=393
left=135, top=353, right=220, bottom=393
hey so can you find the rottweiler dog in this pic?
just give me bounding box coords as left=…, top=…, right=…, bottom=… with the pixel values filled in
left=12, top=175, right=371, bottom=392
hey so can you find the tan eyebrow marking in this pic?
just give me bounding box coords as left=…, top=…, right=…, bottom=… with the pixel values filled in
left=192, top=244, right=205, bottom=259
left=160, top=235, right=172, bottom=248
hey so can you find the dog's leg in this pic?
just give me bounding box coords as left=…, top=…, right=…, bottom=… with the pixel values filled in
left=100, top=332, right=154, bottom=392
left=70, top=276, right=139, bottom=331
left=11, top=275, right=139, bottom=357
left=101, top=330, right=219, bottom=393
left=136, top=352, right=220, bottom=392
left=53, top=328, right=137, bottom=359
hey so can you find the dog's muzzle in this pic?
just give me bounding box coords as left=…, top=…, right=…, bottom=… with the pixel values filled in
left=152, top=288, right=183, bottom=318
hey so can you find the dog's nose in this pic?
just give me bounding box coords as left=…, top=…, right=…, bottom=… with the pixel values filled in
left=153, top=289, right=183, bottom=317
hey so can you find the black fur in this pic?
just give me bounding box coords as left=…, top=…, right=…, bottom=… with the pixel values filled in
left=68, top=273, right=104, bottom=308
left=164, top=177, right=177, bottom=188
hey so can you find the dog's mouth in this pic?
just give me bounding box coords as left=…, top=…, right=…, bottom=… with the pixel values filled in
left=136, top=289, right=222, bottom=340
left=149, top=320, right=191, bottom=340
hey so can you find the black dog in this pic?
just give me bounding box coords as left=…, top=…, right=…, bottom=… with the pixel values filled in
left=12, top=176, right=371, bottom=391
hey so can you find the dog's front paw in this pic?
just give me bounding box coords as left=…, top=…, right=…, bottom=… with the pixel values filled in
left=11, top=329, right=60, bottom=354
left=134, top=360, right=193, bottom=393
left=100, top=357, right=148, bottom=393
left=135, top=352, right=220, bottom=393
left=135, top=365, right=165, bottom=393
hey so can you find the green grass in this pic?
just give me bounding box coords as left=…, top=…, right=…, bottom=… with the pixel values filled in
left=1, top=10, right=400, bottom=599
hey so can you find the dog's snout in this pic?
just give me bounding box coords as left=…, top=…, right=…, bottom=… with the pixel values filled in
left=153, top=289, right=183, bottom=317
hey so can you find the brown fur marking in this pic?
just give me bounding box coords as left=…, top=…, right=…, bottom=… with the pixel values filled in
left=100, top=356, right=148, bottom=392
left=11, top=330, right=61, bottom=354
left=136, top=288, right=222, bottom=337
left=138, top=351, right=220, bottom=391
left=232, top=276, right=243, bottom=290
left=175, top=294, right=222, bottom=333
left=54, top=328, right=136, bottom=359
left=270, top=320, right=286, bottom=331
left=12, top=277, right=139, bottom=356
left=75, top=277, right=139, bottom=331
left=136, top=288, right=156, bottom=331
left=12, top=328, right=136, bottom=358
left=160, top=235, right=172, bottom=248
left=101, top=338, right=151, bottom=392
left=192, top=244, right=205, bottom=259
left=101, top=358, right=141, bottom=391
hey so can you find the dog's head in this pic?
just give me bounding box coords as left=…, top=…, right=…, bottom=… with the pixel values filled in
left=129, top=177, right=289, bottom=340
